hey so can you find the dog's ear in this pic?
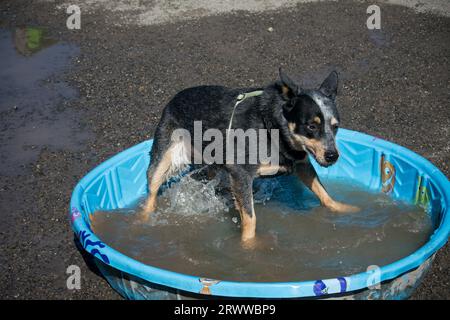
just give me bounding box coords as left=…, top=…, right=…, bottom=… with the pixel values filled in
left=319, top=71, right=338, bottom=100
left=279, top=68, right=300, bottom=100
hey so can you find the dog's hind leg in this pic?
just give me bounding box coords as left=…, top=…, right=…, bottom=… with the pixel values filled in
left=140, top=150, right=172, bottom=220
left=140, top=139, right=190, bottom=221
left=229, top=170, right=257, bottom=245
left=295, top=161, right=359, bottom=213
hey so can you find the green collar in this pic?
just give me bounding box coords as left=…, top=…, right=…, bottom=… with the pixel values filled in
left=227, top=90, right=264, bottom=136
left=236, top=90, right=264, bottom=102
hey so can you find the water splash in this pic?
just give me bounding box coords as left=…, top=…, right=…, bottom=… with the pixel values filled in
left=159, top=174, right=230, bottom=217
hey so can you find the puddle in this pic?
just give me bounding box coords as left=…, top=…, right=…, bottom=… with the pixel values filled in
left=92, top=174, right=433, bottom=282
left=0, top=27, right=92, bottom=176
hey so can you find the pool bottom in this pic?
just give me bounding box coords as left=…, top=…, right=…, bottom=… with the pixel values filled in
left=92, top=254, right=434, bottom=300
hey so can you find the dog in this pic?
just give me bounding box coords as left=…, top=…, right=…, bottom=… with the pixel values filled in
left=141, top=68, right=359, bottom=247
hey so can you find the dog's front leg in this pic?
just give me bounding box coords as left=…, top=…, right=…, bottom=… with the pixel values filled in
left=295, top=161, right=359, bottom=213
left=229, top=169, right=257, bottom=245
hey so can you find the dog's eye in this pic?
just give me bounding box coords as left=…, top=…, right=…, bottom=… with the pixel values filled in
left=307, top=124, right=318, bottom=131
left=332, top=124, right=339, bottom=131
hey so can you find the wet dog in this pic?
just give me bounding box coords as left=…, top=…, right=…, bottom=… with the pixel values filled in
left=141, top=68, right=359, bottom=246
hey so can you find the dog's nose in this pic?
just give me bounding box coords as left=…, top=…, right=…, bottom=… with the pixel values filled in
left=325, top=150, right=339, bottom=163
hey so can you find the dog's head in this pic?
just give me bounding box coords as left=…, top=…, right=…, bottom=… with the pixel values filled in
left=279, top=68, right=341, bottom=167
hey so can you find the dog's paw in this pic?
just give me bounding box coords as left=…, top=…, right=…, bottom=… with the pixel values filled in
left=240, top=233, right=278, bottom=251
left=136, top=210, right=152, bottom=223
left=328, top=201, right=360, bottom=214
left=136, top=200, right=156, bottom=223
left=241, top=237, right=258, bottom=250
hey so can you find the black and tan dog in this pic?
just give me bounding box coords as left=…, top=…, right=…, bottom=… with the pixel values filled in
left=141, top=69, right=358, bottom=246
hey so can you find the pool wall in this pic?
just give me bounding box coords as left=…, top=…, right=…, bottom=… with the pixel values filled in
left=69, top=129, right=450, bottom=299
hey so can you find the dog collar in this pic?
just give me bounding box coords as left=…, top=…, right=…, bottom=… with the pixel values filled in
left=227, top=90, right=264, bottom=137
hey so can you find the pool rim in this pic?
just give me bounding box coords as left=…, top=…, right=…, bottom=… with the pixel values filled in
left=69, top=128, right=450, bottom=298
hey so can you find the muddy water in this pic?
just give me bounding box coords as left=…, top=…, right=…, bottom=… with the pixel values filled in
left=92, top=175, right=433, bottom=282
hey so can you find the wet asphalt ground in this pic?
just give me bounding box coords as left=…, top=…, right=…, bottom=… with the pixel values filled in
left=0, top=0, right=448, bottom=299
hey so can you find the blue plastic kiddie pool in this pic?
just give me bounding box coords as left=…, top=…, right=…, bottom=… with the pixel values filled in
left=69, top=129, right=450, bottom=299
